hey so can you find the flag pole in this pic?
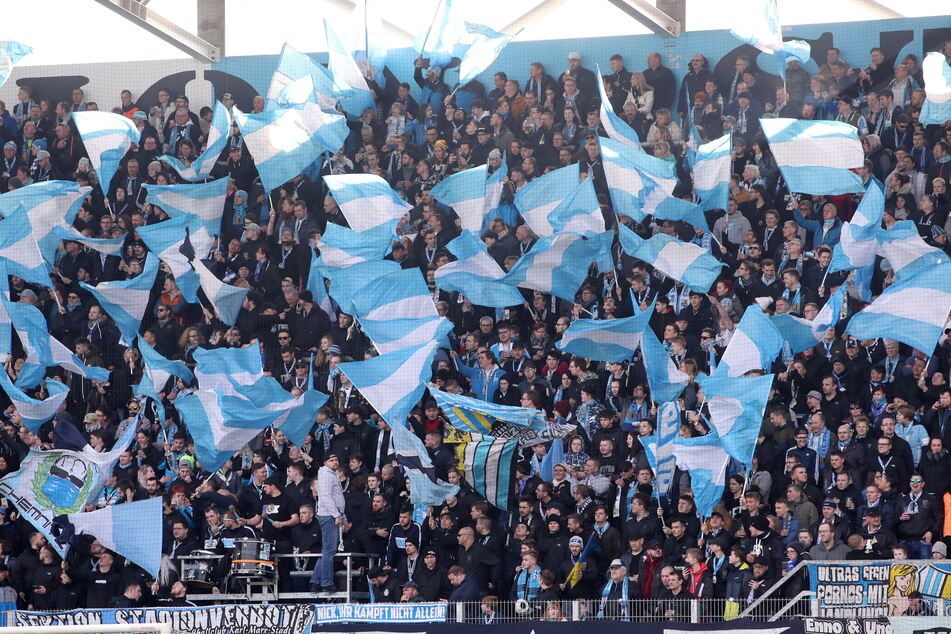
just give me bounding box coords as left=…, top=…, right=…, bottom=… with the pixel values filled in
left=419, top=0, right=445, bottom=60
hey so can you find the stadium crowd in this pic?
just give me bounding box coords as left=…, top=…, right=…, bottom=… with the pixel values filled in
left=0, top=35, right=948, bottom=621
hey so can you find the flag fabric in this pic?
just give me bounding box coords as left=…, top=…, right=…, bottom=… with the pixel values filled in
left=60, top=497, right=163, bottom=577
left=71, top=112, right=141, bottom=195
left=596, top=63, right=643, bottom=151
left=361, top=316, right=453, bottom=355
left=351, top=267, right=436, bottom=320
left=193, top=345, right=261, bottom=395
left=324, top=19, right=375, bottom=117
left=484, top=158, right=506, bottom=221
left=306, top=249, right=336, bottom=320
left=0, top=265, right=10, bottom=362
left=640, top=322, right=691, bottom=404
left=3, top=293, right=62, bottom=387
left=325, top=260, right=401, bottom=315
left=0, top=204, right=52, bottom=287
left=539, top=434, right=564, bottom=483
left=136, top=338, right=194, bottom=424
left=556, top=307, right=652, bottom=362
left=136, top=213, right=212, bottom=302
left=143, top=177, right=229, bottom=238
left=830, top=179, right=886, bottom=273
left=500, top=232, right=601, bottom=302
left=413, top=0, right=465, bottom=67
left=266, top=43, right=339, bottom=111
left=565, top=533, right=601, bottom=588
left=435, top=231, right=524, bottom=308
left=0, top=41, right=31, bottom=89
left=772, top=284, right=848, bottom=354
left=338, top=339, right=438, bottom=426
left=673, top=433, right=731, bottom=517
left=192, top=256, right=248, bottom=325
left=0, top=181, right=91, bottom=264
left=229, top=375, right=329, bottom=447
left=51, top=224, right=126, bottom=258
left=80, top=253, right=159, bottom=345
left=642, top=401, right=680, bottom=498
left=316, top=220, right=395, bottom=269
left=515, top=163, right=581, bottom=236
left=845, top=261, right=951, bottom=353
left=651, top=196, right=709, bottom=231
left=692, top=132, right=732, bottom=212
left=158, top=101, right=232, bottom=181
left=458, top=23, right=518, bottom=85
left=430, top=165, right=489, bottom=233
left=390, top=420, right=459, bottom=507
left=462, top=437, right=518, bottom=509
left=0, top=375, right=69, bottom=433
left=349, top=0, right=387, bottom=75
left=717, top=306, right=784, bottom=377
left=323, top=174, right=411, bottom=233
left=49, top=335, right=111, bottom=383
left=599, top=137, right=677, bottom=221
left=697, top=372, right=775, bottom=465
left=915, top=567, right=951, bottom=600
left=619, top=225, right=723, bottom=293
left=547, top=175, right=605, bottom=236
left=876, top=220, right=946, bottom=282
left=760, top=118, right=865, bottom=195
left=921, top=51, right=951, bottom=125
left=729, top=0, right=810, bottom=80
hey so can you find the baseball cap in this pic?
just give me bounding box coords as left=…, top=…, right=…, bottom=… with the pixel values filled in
left=609, top=559, right=624, bottom=568
left=567, top=51, right=581, bottom=60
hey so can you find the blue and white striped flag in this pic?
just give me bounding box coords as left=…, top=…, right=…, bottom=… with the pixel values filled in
left=51, top=224, right=125, bottom=258
left=651, top=196, right=709, bottom=231
left=158, top=101, right=232, bottom=181
left=192, top=257, right=248, bottom=326
left=435, top=231, right=524, bottom=308
left=692, top=132, right=732, bottom=212
left=463, top=437, right=518, bottom=510
left=697, top=372, right=774, bottom=465
left=596, top=63, right=643, bottom=151
left=80, top=252, right=159, bottom=346
left=0, top=204, right=51, bottom=288
left=0, top=181, right=91, bottom=264
left=921, top=51, right=951, bottom=125
left=539, top=434, right=564, bottom=483
left=500, top=232, right=601, bottom=302
left=430, top=165, right=489, bottom=233
left=643, top=401, right=680, bottom=498
left=316, top=220, right=395, bottom=268
left=266, top=43, right=341, bottom=111
left=306, top=248, right=336, bottom=320
left=458, top=23, right=518, bottom=85
left=830, top=179, right=885, bottom=273
left=0, top=41, right=31, bottom=89
left=0, top=375, right=68, bottom=433
left=138, top=338, right=194, bottom=398
left=193, top=345, right=261, bottom=395
left=413, top=0, right=465, bottom=67
left=640, top=319, right=691, bottom=404
left=71, top=112, right=141, bottom=195
left=361, top=316, right=453, bottom=355
left=430, top=387, right=548, bottom=435
left=600, top=137, right=677, bottom=221
left=515, top=163, right=584, bottom=235
left=351, top=267, right=436, bottom=320
left=136, top=213, right=213, bottom=302
left=339, top=339, right=438, bottom=426
left=772, top=284, right=848, bottom=354
left=718, top=305, right=784, bottom=377
left=391, top=420, right=459, bottom=507
left=548, top=174, right=605, bottom=236
left=229, top=375, right=329, bottom=446
left=324, top=19, right=375, bottom=118
left=760, top=118, right=865, bottom=195
left=325, top=260, right=400, bottom=315
left=144, top=177, right=229, bottom=238
left=877, top=220, right=946, bottom=282
left=324, top=174, right=411, bottom=233
left=619, top=225, right=724, bottom=293
left=556, top=304, right=652, bottom=362
left=0, top=266, right=10, bottom=362
left=484, top=158, right=506, bottom=222
left=348, top=0, right=388, bottom=76
left=846, top=261, right=951, bottom=353
left=729, top=0, right=810, bottom=81
left=674, top=433, right=730, bottom=517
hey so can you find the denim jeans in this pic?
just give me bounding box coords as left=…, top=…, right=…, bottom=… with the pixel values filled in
left=903, top=539, right=933, bottom=559
left=311, top=515, right=339, bottom=587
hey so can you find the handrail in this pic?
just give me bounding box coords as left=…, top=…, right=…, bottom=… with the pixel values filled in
left=736, top=560, right=808, bottom=619
left=768, top=591, right=814, bottom=621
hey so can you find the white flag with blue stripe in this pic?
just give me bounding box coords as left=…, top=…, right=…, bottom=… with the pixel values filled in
left=729, top=0, right=810, bottom=80
left=324, top=174, right=411, bottom=233
left=306, top=248, right=336, bottom=320
left=430, top=165, right=489, bottom=233
left=390, top=420, right=459, bottom=507
left=435, top=231, right=524, bottom=308
left=692, top=132, right=732, bottom=212
left=362, top=316, right=453, bottom=355
left=921, top=51, right=951, bottom=125
left=136, top=213, right=212, bottom=302
left=0, top=204, right=51, bottom=288
left=352, top=267, right=436, bottom=321
left=515, top=163, right=583, bottom=236
left=548, top=175, right=605, bottom=236
left=193, top=345, right=261, bottom=396
left=62, top=496, right=163, bottom=577
left=846, top=261, right=951, bottom=353
left=324, top=19, right=375, bottom=117
left=877, top=220, right=946, bottom=282
left=229, top=375, right=329, bottom=446
left=0, top=41, right=31, bottom=89
left=556, top=304, right=652, bottom=362
left=674, top=433, right=730, bottom=517
left=484, top=159, right=506, bottom=221
left=642, top=401, right=680, bottom=498
left=348, top=0, right=387, bottom=76
left=600, top=137, right=677, bottom=221
left=51, top=224, right=125, bottom=258
left=652, top=196, right=709, bottom=231
left=619, top=225, right=723, bottom=293
left=266, top=43, right=340, bottom=111
left=830, top=179, right=885, bottom=273
left=500, top=232, right=601, bottom=302
left=0, top=374, right=68, bottom=433
left=325, top=260, right=400, bottom=315
left=413, top=0, right=465, bottom=67
left=144, top=177, right=229, bottom=238
left=0, top=181, right=91, bottom=264
left=772, top=284, right=847, bottom=354
left=760, top=118, right=864, bottom=195
left=697, top=372, right=774, bottom=465
left=192, top=256, right=248, bottom=326
left=81, top=252, right=159, bottom=346
left=597, top=63, right=643, bottom=151
left=49, top=335, right=111, bottom=383
left=138, top=338, right=194, bottom=396
left=316, top=220, right=395, bottom=268
left=71, top=112, right=141, bottom=195
left=158, top=101, right=232, bottom=181
left=458, top=23, right=518, bottom=85
left=640, top=316, right=691, bottom=404
left=3, top=293, right=59, bottom=388
left=339, top=339, right=438, bottom=426
left=718, top=305, right=784, bottom=377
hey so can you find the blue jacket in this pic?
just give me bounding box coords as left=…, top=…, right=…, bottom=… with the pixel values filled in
left=449, top=574, right=481, bottom=601
left=793, top=206, right=842, bottom=250
left=456, top=359, right=506, bottom=402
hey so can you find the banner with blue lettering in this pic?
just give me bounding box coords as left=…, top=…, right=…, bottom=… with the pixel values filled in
left=806, top=562, right=951, bottom=618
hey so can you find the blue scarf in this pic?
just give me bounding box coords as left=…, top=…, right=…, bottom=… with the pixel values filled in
left=514, top=565, right=542, bottom=600
left=597, top=576, right=630, bottom=620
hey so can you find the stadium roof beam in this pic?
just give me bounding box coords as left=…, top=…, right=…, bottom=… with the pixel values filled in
left=91, top=0, right=221, bottom=63
left=606, top=0, right=681, bottom=37
left=498, top=0, right=575, bottom=36
left=325, top=0, right=416, bottom=46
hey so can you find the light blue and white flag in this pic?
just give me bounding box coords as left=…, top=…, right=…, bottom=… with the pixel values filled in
left=547, top=174, right=605, bottom=236
left=539, top=434, right=564, bottom=483
left=921, top=51, right=951, bottom=125
left=0, top=181, right=91, bottom=264
left=80, top=253, right=159, bottom=345
left=697, top=372, right=774, bottom=465
left=144, top=177, right=229, bottom=238
left=718, top=305, right=784, bottom=377
left=136, top=213, right=212, bottom=302
left=348, top=0, right=388, bottom=76
left=229, top=375, right=329, bottom=446
left=556, top=305, right=652, bottom=362
left=729, top=0, right=810, bottom=81
left=463, top=437, right=518, bottom=510
left=391, top=420, right=459, bottom=507
left=674, top=433, right=730, bottom=517
left=846, top=261, right=951, bottom=353
left=877, top=220, right=946, bottom=282
left=316, top=220, right=395, bottom=268
left=193, top=345, right=260, bottom=395
left=642, top=401, right=680, bottom=498
left=0, top=265, right=10, bottom=362
left=641, top=321, right=691, bottom=404
left=830, top=179, right=885, bottom=273
left=324, top=19, right=375, bottom=117
left=158, top=101, right=232, bottom=181
left=306, top=248, right=336, bottom=320
left=435, top=231, right=524, bottom=308
left=193, top=257, right=248, bottom=326
left=0, top=375, right=68, bottom=433
left=266, top=43, right=340, bottom=111
left=49, top=334, right=111, bottom=383
left=772, top=284, right=848, bottom=354
left=515, top=163, right=583, bottom=236
left=413, top=0, right=465, bottom=67
left=51, top=224, right=126, bottom=258
left=430, top=164, right=489, bottom=233
left=458, top=22, right=518, bottom=85
left=325, top=260, right=400, bottom=315
left=338, top=339, right=438, bottom=426
left=138, top=338, right=194, bottom=397
left=3, top=293, right=58, bottom=388
left=0, top=204, right=52, bottom=288
left=596, top=63, right=643, bottom=151
left=760, top=118, right=864, bottom=195
left=484, top=158, right=506, bottom=221
left=619, top=225, right=723, bottom=293
left=351, top=267, right=436, bottom=321
left=61, top=496, right=163, bottom=577
left=324, top=174, right=411, bottom=233
left=651, top=196, right=709, bottom=230
left=71, top=112, right=141, bottom=195
left=361, top=316, right=453, bottom=355
left=692, top=132, right=732, bottom=212
left=0, top=41, right=31, bottom=89
left=500, top=232, right=601, bottom=302
left=600, top=137, right=677, bottom=221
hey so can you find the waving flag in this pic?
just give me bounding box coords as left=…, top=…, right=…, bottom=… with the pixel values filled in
left=158, top=101, right=232, bottom=181
left=484, top=159, right=506, bottom=221
left=193, top=345, right=261, bottom=396
left=846, top=261, right=951, bottom=353
left=435, top=231, right=524, bottom=308
left=144, top=177, right=229, bottom=238
left=324, top=174, right=411, bottom=233
left=430, top=165, right=489, bottom=233
left=698, top=372, right=775, bottom=465
left=0, top=41, right=31, bottom=89
left=71, top=112, right=141, bottom=195
left=830, top=179, right=885, bottom=273
left=500, top=232, right=601, bottom=302
left=463, top=437, right=518, bottom=509
left=674, top=433, right=730, bottom=517
left=351, top=267, right=436, bottom=320
left=557, top=306, right=652, bottom=362
left=596, top=63, right=643, bottom=151
left=52, top=225, right=125, bottom=258
left=760, top=118, right=864, bottom=195
left=414, top=0, right=465, bottom=67
left=921, top=51, right=951, bottom=125
left=339, top=339, right=438, bottom=426
left=136, top=338, right=195, bottom=426
left=0, top=267, right=10, bottom=362
left=230, top=375, right=329, bottom=446
left=316, top=220, right=395, bottom=268
left=539, top=434, right=564, bottom=482
left=0, top=375, right=69, bottom=433
left=391, top=420, right=459, bottom=507
left=564, top=533, right=601, bottom=588
left=0, top=181, right=91, bottom=264
left=641, top=323, right=690, bottom=404
left=718, top=306, right=784, bottom=377
left=692, top=132, right=732, bottom=212
left=324, top=19, right=375, bottom=117
left=772, top=284, right=847, bottom=354
left=643, top=401, right=680, bottom=498
left=729, top=0, right=810, bottom=80
left=600, top=137, right=677, bottom=221
left=516, top=163, right=584, bottom=235
left=549, top=175, right=605, bottom=236
left=80, top=253, right=159, bottom=345
left=192, top=257, right=248, bottom=325
left=136, top=213, right=212, bottom=302
left=459, top=22, right=518, bottom=85
left=877, top=220, right=946, bottom=282
left=0, top=205, right=51, bottom=288
left=362, top=316, right=453, bottom=355
left=349, top=0, right=387, bottom=75
left=266, top=43, right=340, bottom=111
left=326, top=260, right=400, bottom=315
left=306, top=249, right=336, bottom=320
left=619, top=225, right=723, bottom=293
left=651, top=196, right=709, bottom=230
